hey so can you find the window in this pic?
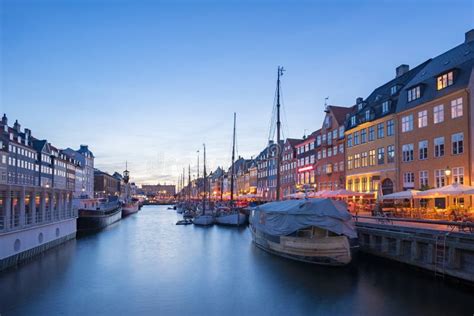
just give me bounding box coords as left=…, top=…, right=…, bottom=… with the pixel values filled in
left=401, top=114, right=413, bottom=132
left=403, top=172, right=415, bottom=188
left=452, top=133, right=463, bottom=155
left=433, top=105, right=444, bottom=124
left=365, top=110, right=370, bottom=121
left=419, top=171, right=429, bottom=188
left=347, top=156, right=353, bottom=170
left=327, top=133, right=332, bottom=145
left=339, top=144, right=344, bottom=154
left=387, top=145, right=395, bottom=163
left=317, top=151, right=321, bottom=160
left=377, top=123, right=384, bottom=138
left=361, top=129, right=367, bottom=143
left=339, top=126, right=344, bottom=138
left=436, top=71, right=453, bottom=90
left=354, top=154, right=361, bottom=169
left=327, top=148, right=332, bottom=157
left=390, top=86, right=397, bottom=95
left=451, top=98, right=463, bottom=119
left=368, top=126, right=375, bottom=141
left=408, top=86, right=421, bottom=102
left=419, top=140, right=428, bottom=160
left=435, top=169, right=445, bottom=188
left=332, top=129, right=337, bottom=139
left=402, top=144, right=414, bottom=162
left=354, top=132, right=360, bottom=145
left=350, top=116, right=356, bottom=126
left=369, top=150, right=376, bottom=166
left=382, top=101, right=389, bottom=113
left=386, top=119, right=394, bottom=136
left=434, top=137, right=445, bottom=157
left=418, top=110, right=427, bottom=128
left=361, top=152, right=368, bottom=167
left=317, top=135, right=321, bottom=146
left=347, top=134, right=352, bottom=147
left=361, top=178, right=367, bottom=192
left=452, top=167, right=464, bottom=184
left=377, top=147, right=385, bottom=165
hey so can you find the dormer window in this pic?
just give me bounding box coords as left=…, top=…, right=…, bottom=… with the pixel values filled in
left=350, top=116, right=356, bottom=126
left=407, top=86, right=421, bottom=102
left=390, top=86, right=397, bottom=95
left=382, top=101, right=389, bottom=113
left=365, top=110, right=370, bottom=121
left=437, top=71, right=453, bottom=90
left=357, top=103, right=363, bottom=111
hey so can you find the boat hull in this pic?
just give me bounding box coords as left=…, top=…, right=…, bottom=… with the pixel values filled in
left=122, top=203, right=139, bottom=217
left=249, top=225, right=352, bottom=266
left=77, top=207, right=122, bottom=231
left=215, top=213, right=247, bottom=226
left=193, top=215, right=214, bottom=226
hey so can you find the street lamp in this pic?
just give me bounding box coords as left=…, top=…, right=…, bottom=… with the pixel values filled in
left=444, top=166, right=451, bottom=185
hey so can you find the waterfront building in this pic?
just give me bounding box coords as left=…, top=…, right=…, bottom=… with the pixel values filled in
left=209, top=167, right=224, bottom=199
left=256, top=146, right=269, bottom=199
left=315, top=106, right=351, bottom=191
left=141, top=184, right=176, bottom=198
left=281, top=138, right=302, bottom=197
left=248, top=161, right=257, bottom=195
left=396, top=30, right=474, bottom=207
left=94, top=169, right=120, bottom=197
left=0, top=115, right=76, bottom=271
left=62, top=145, right=94, bottom=198
left=344, top=61, right=429, bottom=196
left=295, top=132, right=317, bottom=191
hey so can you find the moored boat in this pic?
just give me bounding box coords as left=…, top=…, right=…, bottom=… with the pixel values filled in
left=193, top=214, right=215, bottom=226
left=215, top=207, right=246, bottom=226
left=77, top=198, right=122, bottom=231
left=249, top=198, right=358, bottom=266
left=122, top=198, right=140, bottom=217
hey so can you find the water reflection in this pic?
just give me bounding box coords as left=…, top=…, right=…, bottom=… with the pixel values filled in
left=0, top=205, right=472, bottom=315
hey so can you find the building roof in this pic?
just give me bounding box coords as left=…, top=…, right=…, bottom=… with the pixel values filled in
left=328, top=106, right=353, bottom=125
left=285, top=138, right=303, bottom=148
left=396, top=36, right=474, bottom=113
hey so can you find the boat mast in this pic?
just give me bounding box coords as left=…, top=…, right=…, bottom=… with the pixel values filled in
left=230, top=112, right=236, bottom=205
left=276, top=66, right=284, bottom=201
left=188, top=164, right=191, bottom=201
left=197, top=150, right=200, bottom=200
left=203, top=144, right=206, bottom=214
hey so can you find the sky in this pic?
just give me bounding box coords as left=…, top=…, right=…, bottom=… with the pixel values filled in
left=1, top=0, right=473, bottom=185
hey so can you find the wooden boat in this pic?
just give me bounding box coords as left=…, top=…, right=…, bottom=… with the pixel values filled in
left=249, top=199, right=358, bottom=266
left=215, top=207, right=246, bottom=226
left=176, top=219, right=193, bottom=225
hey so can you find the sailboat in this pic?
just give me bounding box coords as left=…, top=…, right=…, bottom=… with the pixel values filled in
left=193, top=144, right=214, bottom=226
left=215, top=113, right=246, bottom=226
left=248, top=67, right=358, bottom=265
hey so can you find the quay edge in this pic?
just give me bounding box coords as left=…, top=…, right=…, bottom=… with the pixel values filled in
left=356, top=221, right=474, bottom=283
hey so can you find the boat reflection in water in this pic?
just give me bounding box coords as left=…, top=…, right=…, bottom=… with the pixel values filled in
left=249, top=198, right=358, bottom=266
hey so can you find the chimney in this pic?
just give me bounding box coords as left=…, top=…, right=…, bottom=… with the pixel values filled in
left=465, top=29, right=474, bottom=43
left=396, top=64, right=410, bottom=78
left=25, top=128, right=31, bottom=144
left=356, top=97, right=363, bottom=104
left=13, top=120, right=21, bottom=133
left=1, top=114, right=7, bottom=125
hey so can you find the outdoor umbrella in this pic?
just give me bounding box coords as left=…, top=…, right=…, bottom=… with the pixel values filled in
left=416, top=183, right=474, bottom=197
left=381, top=189, right=420, bottom=200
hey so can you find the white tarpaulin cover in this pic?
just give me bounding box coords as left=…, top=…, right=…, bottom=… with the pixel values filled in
left=250, top=198, right=357, bottom=238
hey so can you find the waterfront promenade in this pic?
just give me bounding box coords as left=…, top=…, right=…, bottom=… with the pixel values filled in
left=1, top=205, right=473, bottom=315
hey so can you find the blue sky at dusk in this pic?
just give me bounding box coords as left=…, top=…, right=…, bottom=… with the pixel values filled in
left=1, top=0, right=473, bottom=185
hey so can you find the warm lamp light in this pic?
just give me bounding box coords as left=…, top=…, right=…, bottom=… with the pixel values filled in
left=444, top=166, right=451, bottom=177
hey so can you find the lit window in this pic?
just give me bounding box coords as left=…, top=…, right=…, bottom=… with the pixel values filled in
left=419, top=171, right=429, bottom=188
left=436, top=71, right=453, bottom=90
left=377, top=147, right=384, bottom=165
left=403, top=172, right=415, bottom=188
left=435, top=169, right=445, bottom=188
left=452, top=167, right=464, bottom=184
left=369, top=150, right=376, bottom=166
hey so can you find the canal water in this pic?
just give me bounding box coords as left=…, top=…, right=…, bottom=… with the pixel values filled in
left=0, top=205, right=472, bottom=315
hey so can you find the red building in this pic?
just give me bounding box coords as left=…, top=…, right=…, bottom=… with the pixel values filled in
left=314, top=106, right=352, bottom=191
left=281, top=138, right=302, bottom=197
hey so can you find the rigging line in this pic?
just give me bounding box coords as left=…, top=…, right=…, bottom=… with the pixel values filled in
left=280, top=84, right=290, bottom=140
